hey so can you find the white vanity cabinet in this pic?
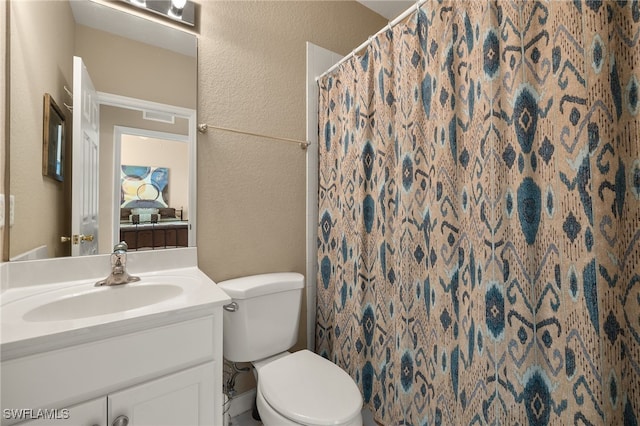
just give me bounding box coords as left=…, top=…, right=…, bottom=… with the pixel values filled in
left=3, top=314, right=223, bottom=426
left=1, top=250, right=230, bottom=426
left=15, top=362, right=214, bottom=426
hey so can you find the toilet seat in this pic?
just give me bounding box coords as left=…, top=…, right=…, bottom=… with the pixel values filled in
left=257, top=350, right=362, bottom=426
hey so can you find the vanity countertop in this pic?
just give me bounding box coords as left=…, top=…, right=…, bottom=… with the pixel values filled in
left=0, top=249, right=230, bottom=360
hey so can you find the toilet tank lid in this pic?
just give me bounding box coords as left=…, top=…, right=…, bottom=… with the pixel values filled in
left=217, top=272, right=304, bottom=299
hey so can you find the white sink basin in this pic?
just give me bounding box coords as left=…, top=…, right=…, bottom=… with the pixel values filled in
left=0, top=251, right=232, bottom=362
left=0, top=273, right=217, bottom=347
left=22, top=283, right=184, bottom=322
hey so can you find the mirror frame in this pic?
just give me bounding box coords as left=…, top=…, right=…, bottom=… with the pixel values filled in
left=97, top=92, right=197, bottom=250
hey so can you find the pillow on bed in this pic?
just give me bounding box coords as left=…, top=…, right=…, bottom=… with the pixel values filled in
left=120, top=208, right=132, bottom=220
left=132, top=208, right=159, bottom=215
left=130, top=213, right=159, bottom=224
left=159, top=208, right=176, bottom=219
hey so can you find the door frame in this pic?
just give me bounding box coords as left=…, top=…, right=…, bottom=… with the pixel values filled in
left=97, top=92, right=197, bottom=250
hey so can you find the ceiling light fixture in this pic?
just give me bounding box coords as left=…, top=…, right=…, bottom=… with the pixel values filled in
left=169, top=0, right=187, bottom=19
left=121, top=0, right=195, bottom=27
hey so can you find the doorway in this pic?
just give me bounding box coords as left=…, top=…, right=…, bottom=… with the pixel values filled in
left=97, top=93, right=197, bottom=253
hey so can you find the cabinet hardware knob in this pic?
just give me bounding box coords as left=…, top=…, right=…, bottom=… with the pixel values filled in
left=61, top=236, right=72, bottom=243
left=112, top=415, right=129, bottom=426
left=223, top=302, right=239, bottom=312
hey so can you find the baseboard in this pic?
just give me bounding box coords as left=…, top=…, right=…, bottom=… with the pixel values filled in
left=228, top=388, right=257, bottom=418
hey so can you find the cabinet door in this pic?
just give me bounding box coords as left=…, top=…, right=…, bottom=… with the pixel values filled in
left=107, top=362, right=214, bottom=426
left=15, top=397, right=106, bottom=426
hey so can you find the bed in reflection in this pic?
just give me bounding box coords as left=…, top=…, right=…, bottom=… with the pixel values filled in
left=119, top=207, right=188, bottom=250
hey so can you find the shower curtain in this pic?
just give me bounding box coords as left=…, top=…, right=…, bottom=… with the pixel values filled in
left=316, top=1, right=639, bottom=424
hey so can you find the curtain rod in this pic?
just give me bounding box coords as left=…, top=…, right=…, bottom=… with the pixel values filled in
left=197, top=123, right=309, bottom=150
left=316, top=0, right=427, bottom=82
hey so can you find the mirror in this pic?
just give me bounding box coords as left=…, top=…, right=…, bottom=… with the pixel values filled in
left=8, top=0, right=197, bottom=261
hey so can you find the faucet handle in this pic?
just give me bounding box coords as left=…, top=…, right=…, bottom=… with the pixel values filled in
left=113, top=241, right=129, bottom=253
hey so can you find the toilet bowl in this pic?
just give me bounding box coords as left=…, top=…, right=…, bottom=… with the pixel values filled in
left=218, top=273, right=363, bottom=426
left=253, top=350, right=363, bottom=426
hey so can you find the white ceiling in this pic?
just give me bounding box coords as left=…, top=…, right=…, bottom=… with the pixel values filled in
left=357, top=0, right=415, bottom=20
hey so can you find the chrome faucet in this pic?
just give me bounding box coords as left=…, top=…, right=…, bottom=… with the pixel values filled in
left=96, top=242, right=141, bottom=286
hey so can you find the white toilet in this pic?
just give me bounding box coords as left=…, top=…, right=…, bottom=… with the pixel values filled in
left=218, top=272, right=363, bottom=426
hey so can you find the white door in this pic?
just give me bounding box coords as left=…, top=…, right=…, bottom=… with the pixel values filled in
left=107, top=362, right=215, bottom=426
left=71, top=56, right=99, bottom=256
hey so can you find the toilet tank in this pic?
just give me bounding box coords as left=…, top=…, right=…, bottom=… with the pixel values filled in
left=218, top=273, right=304, bottom=362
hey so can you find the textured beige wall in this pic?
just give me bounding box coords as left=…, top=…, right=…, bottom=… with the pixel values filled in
left=197, top=0, right=385, bottom=280
left=9, top=0, right=74, bottom=259
left=197, top=1, right=385, bottom=393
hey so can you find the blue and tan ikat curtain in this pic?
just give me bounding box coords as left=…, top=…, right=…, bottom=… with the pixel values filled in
left=316, top=1, right=640, bottom=424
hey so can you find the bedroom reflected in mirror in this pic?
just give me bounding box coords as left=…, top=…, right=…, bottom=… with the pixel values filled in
left=42, top=93, right=66, bottom=182
left=114, top=125, right=191, bottom=252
